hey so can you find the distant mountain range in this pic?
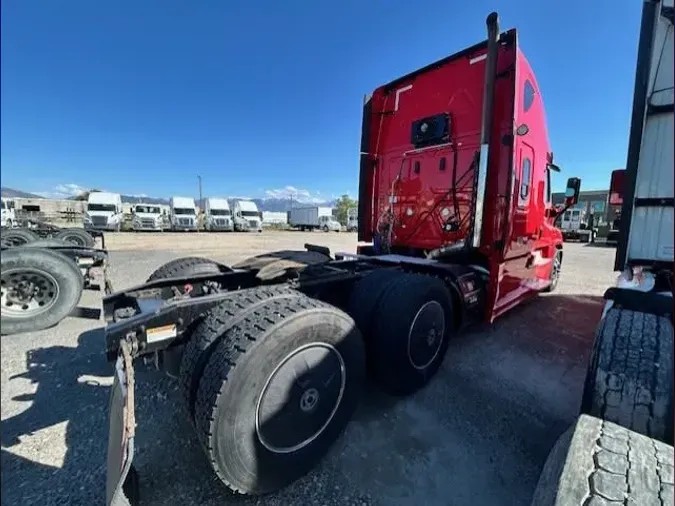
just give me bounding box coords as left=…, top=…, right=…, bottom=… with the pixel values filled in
left=1, top=187, right=335, bottom=212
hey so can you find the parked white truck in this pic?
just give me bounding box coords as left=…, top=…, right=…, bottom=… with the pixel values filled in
left=232, top=199, right=262, bottom=232
left=84, top=192, right=124, bottom=231
left=170, top=196, right=198, bottom=231
left=131, top=203, right=164, bottom=232
left=559, top=206, right=597, bottom=242
left=288, top=206, right=341, bottom=232
left=347, top=207, right=358, bottom=232
left=1, top=198, right=16, bottom=228
left=204, top=198, right=234, bottom=232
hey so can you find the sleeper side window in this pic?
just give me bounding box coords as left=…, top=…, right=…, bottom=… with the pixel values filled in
left=523, top=80, right=535, bottom=112
left=519, top=158, right=532, bottom=206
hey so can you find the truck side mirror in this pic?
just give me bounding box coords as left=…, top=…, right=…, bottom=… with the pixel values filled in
left=564, top=177, right=581, bottom=206
left=547, top=163, right=561, bottom=173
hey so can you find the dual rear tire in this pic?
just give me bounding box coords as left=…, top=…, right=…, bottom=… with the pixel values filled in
left=148, top=257, right=453, bottom=495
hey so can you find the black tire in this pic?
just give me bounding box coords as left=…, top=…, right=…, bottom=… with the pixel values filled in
left=368, top=273, right=454, bottom=396
left=322, top=225, right=329, bottom=232
left=193, top=297, right=366, bottom=495
left=146, top=256, right=224, bottom=282
left=581, top=308, right=674, bottom=445
left=54, top=228, right=95, bottom=247
left=179, top=285, right=299, bottom=422
left=1, top=228, right=39, bottom=247
left=542, top=250, right=562, bottom=293
left=347, top=268, right=401, bottom=339
left=530, top=414, right=674, bottom=506
left=1, top=248, right=84, bottom=335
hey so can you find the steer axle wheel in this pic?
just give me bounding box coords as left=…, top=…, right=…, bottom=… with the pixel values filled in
left=1, top=248, right=83, bottom=335
left=193, top=296, right=365, bottom=495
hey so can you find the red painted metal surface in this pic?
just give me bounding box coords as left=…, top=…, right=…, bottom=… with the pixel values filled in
left=360, top=28, right=565, bottom=322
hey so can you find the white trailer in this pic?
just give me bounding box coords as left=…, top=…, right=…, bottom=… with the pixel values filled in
left=170, top=196, right=198, bottom=231
left=532, top=2, right=674, bottom=504
left=232, top=200, right=262, bottom=232
left=131, top=203, right=164, bottom=231
left=288, top=206, right=341, bottom=232
left=84, top=192, right=124, bottom=231
left=204, top=198, right=234, bottom=232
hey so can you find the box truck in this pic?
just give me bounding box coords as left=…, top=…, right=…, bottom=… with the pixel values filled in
left=289, top=206, right=341, bottom=232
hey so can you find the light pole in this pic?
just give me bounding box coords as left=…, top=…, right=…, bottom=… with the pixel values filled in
left=198, top=175, right=203, bottom=212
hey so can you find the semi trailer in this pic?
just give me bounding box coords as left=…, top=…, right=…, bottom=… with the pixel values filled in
left=104, top=12, right=583, bottom=505
left=530, top=1, right=674, bottom=503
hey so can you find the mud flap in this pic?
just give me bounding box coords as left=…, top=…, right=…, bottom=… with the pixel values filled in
left=106, top=341, right=139, bottom=506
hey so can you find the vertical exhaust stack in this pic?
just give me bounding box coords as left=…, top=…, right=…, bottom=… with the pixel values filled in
left=469, top=12, right=500, bottom=249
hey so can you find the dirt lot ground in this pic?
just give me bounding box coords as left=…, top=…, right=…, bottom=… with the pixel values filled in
left=1, top=232, right=618, bottom=506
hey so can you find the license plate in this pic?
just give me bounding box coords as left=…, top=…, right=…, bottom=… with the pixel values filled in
left=106, top=343, right=137, bottom=506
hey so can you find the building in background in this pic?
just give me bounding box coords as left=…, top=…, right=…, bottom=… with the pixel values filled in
left=8, top=197, right=86, bottom=226
left=551, top=189, right=612, bottom=226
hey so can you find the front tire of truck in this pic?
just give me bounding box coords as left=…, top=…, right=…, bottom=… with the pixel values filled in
left=530, top=414, right=674, bottom=506
left=179, top=285, right=299, bottom=422
left=580, top=307, right=674, bottom=445
left=542, top=250, right=562, bottom=293
left=193, top=297, right=366, bottom=495
left=368, top=273, right=453, bottom=396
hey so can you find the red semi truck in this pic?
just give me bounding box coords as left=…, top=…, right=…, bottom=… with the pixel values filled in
left=104, top=12, right=583, bottom=505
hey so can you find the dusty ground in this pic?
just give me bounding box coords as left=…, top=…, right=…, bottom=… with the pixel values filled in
left=1, top=233, right=618, bottom=506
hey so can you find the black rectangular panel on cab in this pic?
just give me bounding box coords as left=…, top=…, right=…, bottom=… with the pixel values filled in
left=410, top=113, right=450, bottom=148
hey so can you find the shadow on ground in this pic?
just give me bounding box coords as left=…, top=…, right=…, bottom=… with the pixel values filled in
left=1, top=327, right=114, bottom=506
left=1, top=293, right=606, bottom=506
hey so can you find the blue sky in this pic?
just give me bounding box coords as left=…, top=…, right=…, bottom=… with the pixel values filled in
left=1, top=0, right=642, bottom=202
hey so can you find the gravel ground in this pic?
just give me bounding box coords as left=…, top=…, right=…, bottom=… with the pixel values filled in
left=1, top=233, right=618, bottom=506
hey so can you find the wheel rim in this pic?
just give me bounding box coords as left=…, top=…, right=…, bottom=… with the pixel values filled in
left=3, top=235, right=30, bottom=247
left=255, top=342, right=346, bottom=454
left=551, top=256, right=561, bottom=286
left=407, top=300, right=446, bottom=370
left=62, top=234, right=85, bottom=246
left=1, top=267, right=60, bottom=318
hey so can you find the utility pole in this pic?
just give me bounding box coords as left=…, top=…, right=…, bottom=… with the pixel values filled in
left=198, top=175, right=203, bottom=212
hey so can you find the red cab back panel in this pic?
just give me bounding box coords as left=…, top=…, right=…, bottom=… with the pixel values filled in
left=359, top=30, right=518, bottom=252
left=609, top=169, right=626, bottom=206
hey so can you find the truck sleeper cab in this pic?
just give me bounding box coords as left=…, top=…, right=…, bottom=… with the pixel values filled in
left=170, top=197, right=198, bottom=231
left=84, top=192, right=124, bottom=231
left=131, top=204, right=164, bottom=232
left=233, top=199, right=262, bottom=232
left=103, top=12, right=582, bottom=506
left=204, top=198, right=234, bottom=232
